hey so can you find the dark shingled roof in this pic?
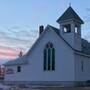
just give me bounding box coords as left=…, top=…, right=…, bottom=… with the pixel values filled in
left=57, top=6, right=84, bottom=24
left=4, top=55, right=28, bottom=66
left=49, top=25, right=90, bottom=55
left=81, top=39, right=90, bottom=55
left=48, top=25, right=60, bottom=35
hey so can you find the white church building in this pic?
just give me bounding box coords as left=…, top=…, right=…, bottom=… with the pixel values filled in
left=4, top=6, right=90, bottom=86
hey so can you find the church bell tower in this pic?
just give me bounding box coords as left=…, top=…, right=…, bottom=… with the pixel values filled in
left=57, top=6, right=84, bottom=51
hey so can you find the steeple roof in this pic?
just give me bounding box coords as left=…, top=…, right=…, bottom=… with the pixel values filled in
left=57, top=6, right=84, bottom=24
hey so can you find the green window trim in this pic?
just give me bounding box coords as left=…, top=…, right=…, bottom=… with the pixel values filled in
left=44, top=49, right=47, bottom=70
left=43, top=43, right=55, bottom=71
left=48, top=48, right=51, bottom=70
left=52, top=48, right=55, bottom=70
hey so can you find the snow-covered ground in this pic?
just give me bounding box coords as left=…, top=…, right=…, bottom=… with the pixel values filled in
left=0, top=83, right=40, bottom=90
left=0, top=83, right=10, bottom=89
left=0, top=83, right=90, bottom=90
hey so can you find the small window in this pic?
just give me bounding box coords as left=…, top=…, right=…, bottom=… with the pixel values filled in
left=64, top=27, right=67, bottom=32
left=17, top=66, right=21, bottom=72
left=63, top=24, right=71, bottom=33
left=75, top=26, right=78, bottom=33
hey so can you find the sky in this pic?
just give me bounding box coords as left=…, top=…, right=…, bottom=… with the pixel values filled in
left=0, top=0, right=90, bottom=64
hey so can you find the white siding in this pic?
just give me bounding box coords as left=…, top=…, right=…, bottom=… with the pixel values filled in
left=5, top=64, right=29, bottom=81
left=75, top=53, right=90, bottom=81
left=5, top=28, right=75, bottom=82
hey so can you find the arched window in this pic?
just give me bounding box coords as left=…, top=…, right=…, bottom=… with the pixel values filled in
left=44, top=42, right=55, bottom=71
left=63, top=24, right=71, bottom=33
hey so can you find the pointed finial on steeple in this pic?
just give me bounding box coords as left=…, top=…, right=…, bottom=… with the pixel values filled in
left=69, top=3, right=71, bottom=7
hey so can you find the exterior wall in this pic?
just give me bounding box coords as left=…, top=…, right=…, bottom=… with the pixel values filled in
left=5, top=64, right=29, bottom=81
left=5, top=28, right=75, bottom=82
left=75, top=53, right=90, bottom=81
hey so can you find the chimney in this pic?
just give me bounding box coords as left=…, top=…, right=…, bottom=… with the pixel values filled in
left=39, top=25, right=44, bottom=35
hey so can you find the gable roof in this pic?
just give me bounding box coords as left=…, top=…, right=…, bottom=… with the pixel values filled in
left=27, top=25, right=90, bottom=57
left=4, top=25, right=90, bottom=66
left=4, top=25, right=73, bottom=66
left=48, top=25, right=90, bottom=57
left=4, top=55, right=28, bottom=66
left=57, top=6, right=84, bottom=24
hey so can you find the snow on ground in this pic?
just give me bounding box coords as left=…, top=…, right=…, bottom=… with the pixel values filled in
left=0, top=83, right=11, bottom=90
left=0, top=83, right=90, bottom=90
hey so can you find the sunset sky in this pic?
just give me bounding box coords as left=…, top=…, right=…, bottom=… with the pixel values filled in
left=0, top=0, right=90, bottom=64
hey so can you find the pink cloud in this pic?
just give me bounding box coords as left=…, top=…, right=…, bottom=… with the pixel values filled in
left=0, top=46, right=20, bottom=59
